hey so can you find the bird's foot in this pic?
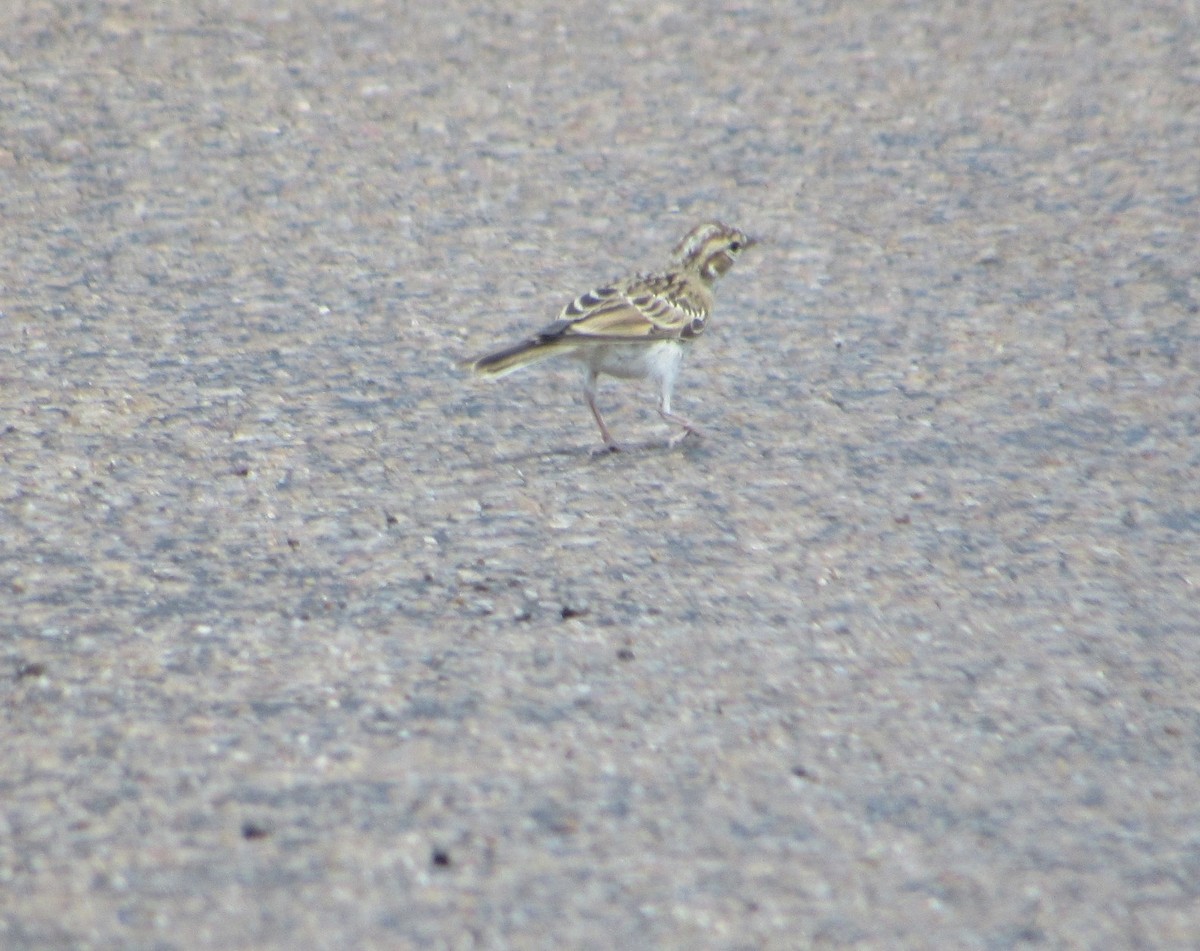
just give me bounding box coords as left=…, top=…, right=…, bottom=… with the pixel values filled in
left=667, top=428, right=704, bottom=448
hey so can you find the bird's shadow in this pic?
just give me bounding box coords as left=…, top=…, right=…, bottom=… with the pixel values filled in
left=466, top=434, right=712, bottom=470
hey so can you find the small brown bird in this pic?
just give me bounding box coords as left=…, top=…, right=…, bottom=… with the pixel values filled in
left=467, top=221, right=756, bottom=450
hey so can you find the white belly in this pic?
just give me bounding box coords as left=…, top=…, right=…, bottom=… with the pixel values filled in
left=571, top=340, right=688, bottom=382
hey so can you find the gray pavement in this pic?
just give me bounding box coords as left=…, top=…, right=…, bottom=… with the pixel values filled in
left=2, top=1, right=1198, bottom=948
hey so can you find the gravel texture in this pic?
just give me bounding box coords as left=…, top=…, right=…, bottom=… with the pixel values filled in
left=2, top=1, right=1198, bottom=948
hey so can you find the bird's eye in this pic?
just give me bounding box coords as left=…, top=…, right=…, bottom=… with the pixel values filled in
left=729, top=240, right=743, bottom=252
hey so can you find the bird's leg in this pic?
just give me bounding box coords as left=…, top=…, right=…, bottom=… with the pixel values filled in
left=584, top=371, right=620, bottom=452
left=658, top=386, right=706, bottom=446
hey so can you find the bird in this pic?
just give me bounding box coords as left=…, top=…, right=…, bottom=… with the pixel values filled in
left=466, top=221, right=757, bottom=451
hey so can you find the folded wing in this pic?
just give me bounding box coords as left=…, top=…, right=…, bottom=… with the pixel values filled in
left=544, top=274, right=711, bottom=342
left=470, top=273, right=712, bottom=377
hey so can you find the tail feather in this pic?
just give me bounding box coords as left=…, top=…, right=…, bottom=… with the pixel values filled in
left=469, top=338, right=576, bottom=377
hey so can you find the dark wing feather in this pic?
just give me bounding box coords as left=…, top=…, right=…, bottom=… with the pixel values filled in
left=538, top=272, right=712, bottom=343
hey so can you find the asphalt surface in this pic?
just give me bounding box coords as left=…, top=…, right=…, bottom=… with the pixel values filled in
left=3, top=2, right=1198, bottom=948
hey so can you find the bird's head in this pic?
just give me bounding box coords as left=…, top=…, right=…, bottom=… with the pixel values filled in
left=673, top=221, right=757, bottom=282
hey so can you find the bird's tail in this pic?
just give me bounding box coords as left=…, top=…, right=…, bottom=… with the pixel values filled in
left=467, top=337, right=577, bottom=377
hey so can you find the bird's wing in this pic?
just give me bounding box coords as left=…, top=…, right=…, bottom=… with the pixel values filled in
left=537, top=273, right=712, bottom=343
